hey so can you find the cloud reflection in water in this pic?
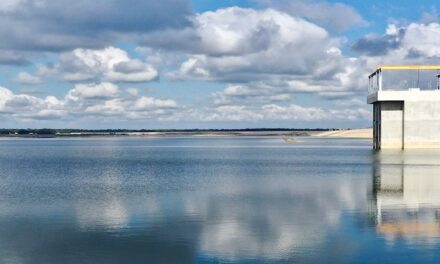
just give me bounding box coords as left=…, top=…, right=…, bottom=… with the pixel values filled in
left=0, top=137, right=375, bottom=263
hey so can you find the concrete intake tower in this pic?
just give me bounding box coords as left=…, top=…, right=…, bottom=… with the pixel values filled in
left=368, top=66, right=440, bottom=149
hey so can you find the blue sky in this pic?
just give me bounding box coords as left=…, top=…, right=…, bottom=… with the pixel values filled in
left=0, top=0, right=439, bottom=129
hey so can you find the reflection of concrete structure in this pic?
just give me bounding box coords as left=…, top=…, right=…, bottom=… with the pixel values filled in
left=368, top=66, right=440, bottom=149
left=371, top=151, right=440, bottom=240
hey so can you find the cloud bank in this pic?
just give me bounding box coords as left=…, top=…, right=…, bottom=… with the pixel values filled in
left=3, top=1, right=440, bottom=127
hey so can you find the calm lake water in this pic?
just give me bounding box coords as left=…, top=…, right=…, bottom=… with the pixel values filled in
left=1, top=136, right=440, bottom=263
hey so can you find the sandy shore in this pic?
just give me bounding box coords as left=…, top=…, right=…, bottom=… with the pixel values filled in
left=312, top=128, right=372, bottom=139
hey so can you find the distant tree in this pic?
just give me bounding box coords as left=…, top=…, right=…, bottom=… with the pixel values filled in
left=17, top=129, right=29, bottom=135
left=36, top=129, right=56, bottom=135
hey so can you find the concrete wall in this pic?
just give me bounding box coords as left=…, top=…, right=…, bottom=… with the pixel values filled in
left=404, top=101, right=440, bottom=148
left=370, top=90, right=440, bottom=149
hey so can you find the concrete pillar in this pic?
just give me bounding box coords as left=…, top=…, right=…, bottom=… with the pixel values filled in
left=373, top=101, right=403, bottom=149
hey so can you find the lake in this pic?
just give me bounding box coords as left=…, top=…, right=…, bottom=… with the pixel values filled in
left=0, top=136, right=440, bottom=263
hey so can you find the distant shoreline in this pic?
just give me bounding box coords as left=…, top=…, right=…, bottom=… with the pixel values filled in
left=0, top=130, right=312, bottom=138
left=0, top=128, right=372, bottom=139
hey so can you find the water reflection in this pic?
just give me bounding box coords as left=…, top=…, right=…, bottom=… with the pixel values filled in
left=0, top=137, right=373, bottom=263
left=195, top=176, right=365, bottom=261
left=371, top=150, right=440, bottom=245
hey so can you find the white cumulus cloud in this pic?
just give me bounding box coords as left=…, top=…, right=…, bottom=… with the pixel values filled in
left=66, top=83, right=119, bottom=100
left=169, top=7, right=337, bottom=82
left=36, top=47, right=159, bottom=83
left=14, top=72, right=42, bottom=85
left=0, top=83, right=179, bottom=122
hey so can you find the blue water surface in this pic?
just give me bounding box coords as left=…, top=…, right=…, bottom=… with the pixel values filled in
left=0, top=136, right=438, bottom=263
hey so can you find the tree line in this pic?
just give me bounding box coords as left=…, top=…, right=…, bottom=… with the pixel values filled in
left=0, top=128, right=338, bottom=135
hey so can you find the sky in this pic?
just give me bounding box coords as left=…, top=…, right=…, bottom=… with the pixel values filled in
left=0, top=0, right=440, bottom=129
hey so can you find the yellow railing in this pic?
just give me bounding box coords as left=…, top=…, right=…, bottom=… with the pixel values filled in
left=378, top=65, right=440, bottom=70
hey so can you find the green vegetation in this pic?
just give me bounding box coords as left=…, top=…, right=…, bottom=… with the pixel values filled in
left=0, top=129, right=56, bottom=135
left=0, top=128, right=335, bottom=135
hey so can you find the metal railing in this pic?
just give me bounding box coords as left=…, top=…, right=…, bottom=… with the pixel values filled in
left=368, top=65, right=440, bottom=95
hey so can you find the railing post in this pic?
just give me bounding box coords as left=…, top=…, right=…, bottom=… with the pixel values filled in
left=368, top=76, right=371, bottom=93
left=378, top=69, right=382, bottom=91
left=376, top=71, right=379, bottom=91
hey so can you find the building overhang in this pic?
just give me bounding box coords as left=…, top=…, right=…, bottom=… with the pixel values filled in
left=367, top=90, right=440, bottom=104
